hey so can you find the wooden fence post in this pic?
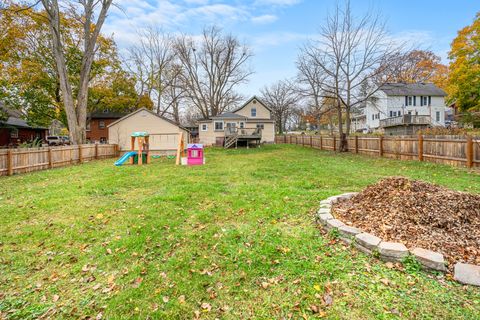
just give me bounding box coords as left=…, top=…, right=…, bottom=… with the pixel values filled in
left=320, top=136, right=323, bottom=150
left=466, top=135, right=473, bottom=168
left=418, top=135, right=424, bottom=161
left=310, top=136, right=313, bottom=147
left=302, top=135, right=304, bottom=146
left=284, top=135, right=287, bottom=144
left=78, top=145, right=83, bottom=163
left=48, top=147, right=53, bottom=169
left=355, top=136, right=359, bottom=154
left=7, top=149, right=13, bottom=176
left=379, top=136, right=384, bottom=157
left=333, top=136, right=336, bottom=151
left=95, top=144, right=99, bottom=159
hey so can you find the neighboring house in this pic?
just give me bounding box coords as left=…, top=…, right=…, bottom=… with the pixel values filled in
left=87, top=110, right=127, bottom=143
left=0, top=102, right=47, bottom=147
left=198, top=96, right=275, bottom=147
left=364, top=83, right=448, bottom=135
left=108, top=108, right=189, bottom=155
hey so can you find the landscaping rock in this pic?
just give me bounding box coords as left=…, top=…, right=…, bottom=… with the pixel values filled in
left=410, top=248, right=446, bottom=272
left=337, top=192, right=358, bottom=200
left=454, top=263, right=480, bottom=286
left=354, top=233, right=381, bottom=254
left=320, top=199, right=333, bottom=206
left=325, top=219, right=345, bottom=230
left=317, top=207, right=331, bottom=215
left=338, top=225, right=362, bottom=237
left=318, top=213, right=334, bottom=225
left=378, top=242, right=409, bottom=262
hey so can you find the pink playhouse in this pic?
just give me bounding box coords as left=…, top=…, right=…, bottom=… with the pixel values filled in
left=187, top=144, right=204, bottom=165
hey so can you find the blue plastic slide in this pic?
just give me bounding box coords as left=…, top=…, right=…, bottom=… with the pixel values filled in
left=114, top=151, right=137, bottom=166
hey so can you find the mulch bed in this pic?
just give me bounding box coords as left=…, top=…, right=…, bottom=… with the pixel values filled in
left=333, top=177, right=480, bottom=268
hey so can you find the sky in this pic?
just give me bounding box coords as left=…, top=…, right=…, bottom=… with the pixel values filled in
left=104, top=0, right=480, bottom=97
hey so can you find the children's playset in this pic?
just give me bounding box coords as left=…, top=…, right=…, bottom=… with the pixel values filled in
left=114, top=131, right=205, bottom=166
left=114, top=132, right=150, bottom=166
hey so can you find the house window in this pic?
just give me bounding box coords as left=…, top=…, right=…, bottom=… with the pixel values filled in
left=428, top=96, right=432, bottom=106
left=407, top=96, right=413, bottom=106
left=372, top=114, right=375, bottom=120
left=100, top=137, right=107, bottom=143
left=251, top=108, right=257, bottom=117
left=256, top=124, right=264, bottom=130
left=10, top=128, right=18, bottom=138
left=436, top=111, right=441, bottom=122
left=421, top=96, right=428, bottom=106
left=86, top=121, right=91, bottom=131
left=99, top=121, right=105, bottom=129
left=214, top=121, right=224, bottom=131
left=239, top=122, right=245, bottom=129
left=201, top=124, right=208, bottom=131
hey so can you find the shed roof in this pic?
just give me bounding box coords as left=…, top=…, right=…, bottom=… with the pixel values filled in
left=107, top=108, right=189, bottom=131
left=379, top=83, right=446, bottom=96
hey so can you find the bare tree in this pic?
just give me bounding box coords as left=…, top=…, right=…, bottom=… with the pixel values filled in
left=40, top=0, right=113, bottom=144
left=260, top=80, right=299, bottom=134
left=299, top=0, right=402, bottom=150
left=127, top=27, right=177, bottom=117
left=174, top=26, right=253, bottom=118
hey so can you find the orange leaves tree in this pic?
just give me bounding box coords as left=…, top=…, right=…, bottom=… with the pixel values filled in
left=447, top=13, right=480, bottom=115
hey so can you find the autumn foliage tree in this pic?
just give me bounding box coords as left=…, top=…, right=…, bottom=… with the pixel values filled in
left=447, top=12, right=480, bottom=114
left=385, top=50, right=448, bottom=88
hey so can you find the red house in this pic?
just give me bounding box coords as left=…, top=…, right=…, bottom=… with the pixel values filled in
left=0, top=103, right=47, bottom=147
left=86, top=111, right=127, bottom=143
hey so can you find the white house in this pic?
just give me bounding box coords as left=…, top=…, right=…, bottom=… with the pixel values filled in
left=362, top=83, right=448, bottom=134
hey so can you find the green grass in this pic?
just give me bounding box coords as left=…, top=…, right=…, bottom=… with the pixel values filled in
left=1, top=145, right=479, bottom=319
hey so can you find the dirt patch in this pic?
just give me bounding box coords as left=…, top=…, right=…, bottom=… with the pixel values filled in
left=333, top=177, right=480, bottom=268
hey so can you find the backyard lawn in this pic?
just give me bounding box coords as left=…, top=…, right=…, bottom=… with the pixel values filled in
left=1, top=145, right=479, bottom=319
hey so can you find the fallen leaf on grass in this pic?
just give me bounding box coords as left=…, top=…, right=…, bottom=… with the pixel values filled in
left=178, top=295, right=185, bottom=304
left=52, top=294, right=60, bottom=302
left=380, top=278, right=391, bottom=286
left=323, top=294, right=333, bottom=306
left=163, top=296, right=169, bottom=303
left=201, top=302, right=212, bottom=312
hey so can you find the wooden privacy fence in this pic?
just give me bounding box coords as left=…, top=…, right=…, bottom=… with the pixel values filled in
left=275, top=135, right=480, bottom=169
left=0, top=144, right=118, bottom=176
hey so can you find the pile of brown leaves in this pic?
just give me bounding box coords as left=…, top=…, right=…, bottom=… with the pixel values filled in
left=333, top=177, right=480, bottom=268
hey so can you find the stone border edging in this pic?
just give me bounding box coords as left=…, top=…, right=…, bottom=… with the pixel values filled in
left=316, top=193, right=480, bottom=287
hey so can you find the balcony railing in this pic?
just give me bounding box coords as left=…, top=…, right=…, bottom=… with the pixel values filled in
left=380, top=115, right=431, bottom=128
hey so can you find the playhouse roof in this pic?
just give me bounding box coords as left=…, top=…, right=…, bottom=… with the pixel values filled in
left=187, top=144, right=203, bottom=149
left=131, top=131, right=149, bottom=137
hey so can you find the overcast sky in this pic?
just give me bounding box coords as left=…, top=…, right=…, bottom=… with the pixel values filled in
left=104, top=0, right=479, bottom=97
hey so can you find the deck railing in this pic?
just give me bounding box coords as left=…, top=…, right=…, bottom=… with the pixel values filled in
left=225, top=127, right=262, bottom=137
left=380, top=115, right=431, bottom=128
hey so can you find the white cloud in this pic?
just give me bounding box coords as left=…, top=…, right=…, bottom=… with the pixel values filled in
left=254, top=0, right=302, bottom=7
left=251, top=14, right=278, bottom=24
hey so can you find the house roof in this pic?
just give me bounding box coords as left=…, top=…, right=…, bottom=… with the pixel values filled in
left=232, top=96, right=272, bottom=113
left=379, top=83, right=446, bottom=96
left=89, top=111, right=128, bottom=119
left=107, top=107, right=189, bottom=131
left=0, top=102, right=47, bottom=129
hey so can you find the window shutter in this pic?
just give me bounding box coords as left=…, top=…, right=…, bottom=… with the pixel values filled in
left=405, top=96, right=408, bottom=106
left=428, top=96, right=431, bottom=106
left=413, top=96, right=416, bottom=106
left=420, top=96, right=423, bottom=106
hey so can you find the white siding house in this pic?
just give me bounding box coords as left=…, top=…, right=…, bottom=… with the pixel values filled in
left=363, top=83, right=448, bottom=134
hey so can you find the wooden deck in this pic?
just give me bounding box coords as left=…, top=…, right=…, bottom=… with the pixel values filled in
left=225, top=128, right=262, bottom=148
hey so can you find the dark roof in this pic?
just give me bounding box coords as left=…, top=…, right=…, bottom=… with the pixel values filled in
left=379, top=83, right=446, bottom=96
left=0, top=102, right=47, bottom=129
left=211, top=112, right=248, bottom=120
left=107, top=108, right=189, bottom=131
left=89, top=111, right=128, bottom=119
